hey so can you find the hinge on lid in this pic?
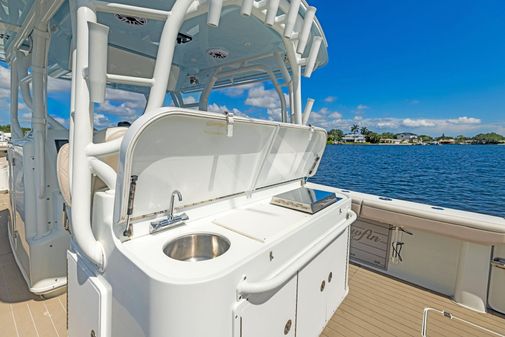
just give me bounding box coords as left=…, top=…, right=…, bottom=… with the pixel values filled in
left=308, top=155, right=320, bottom=176
left=225, top=111, right=234, bottom=137
left=308, top=126, right=315, bottom=141
left=123, top=175, right=138, bottom=238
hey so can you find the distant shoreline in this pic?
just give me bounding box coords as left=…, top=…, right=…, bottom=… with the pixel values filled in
left=328, top=142, right=505, bottom=146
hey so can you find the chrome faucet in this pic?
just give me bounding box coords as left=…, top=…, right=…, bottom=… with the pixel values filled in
left=168, top=190, right=183, bottom=220
left=150, top=190, right=189, bottom=234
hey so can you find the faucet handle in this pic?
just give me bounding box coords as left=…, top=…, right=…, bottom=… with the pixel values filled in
left=150, top=212, right=189, bottom=234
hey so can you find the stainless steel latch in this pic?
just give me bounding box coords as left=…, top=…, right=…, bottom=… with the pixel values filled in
left=491, top=257, right=505, bottom=270
left=225, top=111, right=234, bottom=137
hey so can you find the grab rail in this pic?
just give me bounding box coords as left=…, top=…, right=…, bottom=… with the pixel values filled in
left=236, top=211, right=356, bottom=298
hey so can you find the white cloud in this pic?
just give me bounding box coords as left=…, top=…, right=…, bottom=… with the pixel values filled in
left=21, top=112, right=32, bottom=121
left=308, top=108, right=345, bottom=129
left=324, top=96, right=337, bottom=103
left=94, top=113, right=111, bottom=128
left=0, top=66, right=10, bottom=99
left=96, top=88, right=146, bottom=120
left=354, top=104, right=369, bottom=121
left=376, top=121, right=398, bottom=128
left=219, top=83, right=258, bottom=97
left=307, top=110, right=485, bottom=136
left=244, top=84, right=290, bottom=121
left=402, top=118, right=436, bottom=127
left=246, top=85, right=286, bottom=110
left=401, top=117, right=482, bottom=128
left=207, top=103, right=246, bottom=117
left=448, top=116, right=481, bottom=124
left=267, top=108, right=282, bottom=121
left=48, top=77, right=71, bottom=92
left=183, top=95, right=197, bottom=104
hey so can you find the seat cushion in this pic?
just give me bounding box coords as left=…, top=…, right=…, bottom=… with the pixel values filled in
left=56, top=127, right=128, bottom=206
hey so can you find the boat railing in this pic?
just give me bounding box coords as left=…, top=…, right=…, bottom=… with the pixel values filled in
left=69, top=0, right=327, bottom=269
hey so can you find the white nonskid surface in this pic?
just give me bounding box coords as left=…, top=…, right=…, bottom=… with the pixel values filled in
left=212, top=202, right=310, bottom=242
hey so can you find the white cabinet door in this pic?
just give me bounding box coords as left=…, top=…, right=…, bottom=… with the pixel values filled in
left=297, top=228, right=350, bottom=337
left=296, top=247, right=329, bottom=337
left=67, top=250, right=111, bottom=337
left=325, top=228, right=350, bottom=318
left=239, top=276, right=297, bottom=337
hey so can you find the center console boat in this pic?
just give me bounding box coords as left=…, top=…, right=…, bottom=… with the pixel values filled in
left=1, top=0, right=357, bottom=336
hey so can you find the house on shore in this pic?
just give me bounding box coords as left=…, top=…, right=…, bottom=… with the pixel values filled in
left=342, top=133, right=366, bottom=143
left=380, top=138, right=402, bottom=145
left=396, top=132, right=418, bottom=142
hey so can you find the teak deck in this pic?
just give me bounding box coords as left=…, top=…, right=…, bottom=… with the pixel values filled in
left=1, top=194, right=504, bottom=337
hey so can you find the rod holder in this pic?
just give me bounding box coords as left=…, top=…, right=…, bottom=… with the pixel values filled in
left=87, top=22, right=109, bottom=103
left=208, top=0, right=224, bottom=27
left=241, top=0, right=254, bottom=16
left=304, top=36, right=323, bottom=77
left=296, top=6, right=316, bottom=54
left=302, top=98, right=315, bottom=125
left=265, top=0, right=280, bottom=26
left=283, top=0, right=301, bottom=38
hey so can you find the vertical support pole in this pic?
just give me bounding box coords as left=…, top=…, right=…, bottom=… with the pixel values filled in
left=274, top=51, right=291, bottom=84
left=16, top=52, right=33, bottom=109
left=68, top=0, right=78, bottom=194
left=199, top=72, right=218, bottom=111
left=71, top=1, right=105, bottom=268
left=9, top=59, right=23, bottom=140
left=145, top=0, right=196, bottom=112
left=292, top=65, right=302, bottom=124
left=69, top=49, right=76, bottom=194
left=288, top=83, right=295, bottom=123
left=282, top=37, right=302, bottom=124
left=31, top=26, right=50, bottom=236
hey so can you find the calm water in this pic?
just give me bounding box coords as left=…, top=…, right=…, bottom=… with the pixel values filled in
left=310, top=145, right=505, bottom=218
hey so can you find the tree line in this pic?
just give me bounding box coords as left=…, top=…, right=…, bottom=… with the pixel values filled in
left=0, top=125, right=31, bottom=134
left=328, top=124, right=505, bottom=144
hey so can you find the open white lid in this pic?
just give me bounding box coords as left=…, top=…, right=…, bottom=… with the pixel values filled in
left=113, top=109, right=327, bottom=225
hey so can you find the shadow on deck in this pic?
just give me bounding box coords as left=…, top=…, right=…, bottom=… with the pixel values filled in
left=0, top=193, right=67, bottom=337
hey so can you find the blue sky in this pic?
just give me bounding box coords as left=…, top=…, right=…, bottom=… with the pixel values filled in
left=1, top=0, right=505, bottom=136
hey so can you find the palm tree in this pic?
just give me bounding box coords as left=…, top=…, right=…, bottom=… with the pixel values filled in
left=350, top=124, right=360, bottom=134
left=360, top=126, right=369, bottom=135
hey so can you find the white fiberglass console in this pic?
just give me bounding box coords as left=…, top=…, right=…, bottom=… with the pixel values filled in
left=68, top=109, right=356, bottom=337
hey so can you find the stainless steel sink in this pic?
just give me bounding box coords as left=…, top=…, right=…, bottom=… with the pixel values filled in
left=163, top=233, right=230, bottom=262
